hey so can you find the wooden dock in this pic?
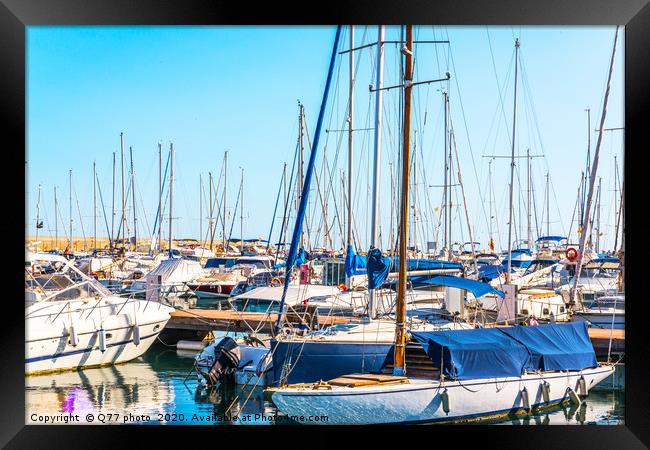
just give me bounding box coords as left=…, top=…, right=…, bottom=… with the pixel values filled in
left=166, top=307, right=354, bottom=334
left=588, top=327, right=625, bottom=358
left=163, top=309, right=624, bottom=359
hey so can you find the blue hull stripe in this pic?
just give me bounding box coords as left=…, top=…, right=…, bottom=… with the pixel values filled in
left=25, top=332, right=160, bottom=364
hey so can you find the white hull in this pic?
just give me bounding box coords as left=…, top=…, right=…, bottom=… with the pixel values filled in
left=26, top=298, right=173, bottom=375
left=271, top=365, right=614, bottom=424
left=572, top=312, right=625, bottom=330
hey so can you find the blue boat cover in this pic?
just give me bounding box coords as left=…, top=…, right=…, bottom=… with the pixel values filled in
left=499, top=321, right=598, bottom=372
left=411, top=328, right=531, bottom=380
left=344, top=245, right=367, bottom=277
left=591, top=256, right=620, bottom=264
left=411, top=322, right=597, bottom=380
left=536, top=235, right=567, bottom=242
left=204, top=257, right=237, bottom=269
left=418, top=275, right=505, bottom=298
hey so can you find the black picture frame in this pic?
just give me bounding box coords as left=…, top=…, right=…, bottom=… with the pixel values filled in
left=3, top=0, right=648, bottom=447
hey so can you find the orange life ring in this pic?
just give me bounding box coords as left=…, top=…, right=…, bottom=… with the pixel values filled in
left=565, top=248, right=578, bottom=262
left=338, top=283, right=348, bottom=292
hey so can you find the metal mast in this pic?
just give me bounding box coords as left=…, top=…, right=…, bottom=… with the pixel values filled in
left=223, top=151, right=228, bottom=254
left=35, top=184, right=42, bottom=242
left=546, top=172, right=550, bottom=237
left=120, top=132, right=126, bottom=250
left=130, top=146, right=137, bottom=250
left=572, top=27, right=619, bottom=305
left=595, top=177, right=602, bottom=252
left=346, top=25, right=354, bottom=253
left=209, top=172, right=214, bottom=249
left=168, top=143, right=174, bottom=257
left=613, top=155, right=620, bottom=251
left=394, top=24, right=413, bottom=377
left=298, top=102, right=305, bottom=249
left=526, top=148, right=532, bottom=248
left=93, top=161, right=97, bottom=250
left=368, top=25, right=385, bottom=319
left=240, top=167, right=244, bottom=254
left=158, top=143, right=162, bottom=252
left=443, top=91, right=449, bottom=254
left=69, top=169, right=73, bottom=251
left=111, top=152, right=115, bottom=249
left=54, top=186, right=58, bottom=251
left=488, top=160, right=493, bottom=249
left=506, top=38, right=520, bottom=283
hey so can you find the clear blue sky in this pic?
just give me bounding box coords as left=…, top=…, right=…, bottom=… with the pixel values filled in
left=26, top=26, right=624, bottom=252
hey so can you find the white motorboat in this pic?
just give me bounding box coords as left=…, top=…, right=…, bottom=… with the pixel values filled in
left=572, top=294, right=625, bottom=329
left=127, top=257, right=205, bottom=298
left=25, top=253, right=174, bottom=375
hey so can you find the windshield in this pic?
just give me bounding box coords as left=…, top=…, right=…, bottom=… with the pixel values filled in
left=47, top=280, right=107, bottom=302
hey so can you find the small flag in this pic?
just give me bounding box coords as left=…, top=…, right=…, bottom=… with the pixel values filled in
left=488, top=238, right=495, bottom=251
left=36, top=221, right=44, bottom=229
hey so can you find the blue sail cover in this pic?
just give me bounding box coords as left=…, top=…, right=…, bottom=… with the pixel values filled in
left=477, top=264, right=514, bottom=281
left=499, top=321, right=598, bottom=372
left=411, top=328, right=531, bottom=380
left=418, top=275, right=505, bottom=298
left=366, top=249, right=463, bottom=289
left=367, top=248, right=390, bottom=289
left=412, top=322, right=598, bottom=380
left=344, top=245, right=367, bottom=277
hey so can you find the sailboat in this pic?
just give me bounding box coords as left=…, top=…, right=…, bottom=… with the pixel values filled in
left=270, top=26, right=614, bottom=424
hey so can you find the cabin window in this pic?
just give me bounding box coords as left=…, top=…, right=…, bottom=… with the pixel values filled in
left=560, top=306, right=565, bottom=313
left=521, top=309, right=529, bottom=315
left=542, top=308, right=549, bottom=316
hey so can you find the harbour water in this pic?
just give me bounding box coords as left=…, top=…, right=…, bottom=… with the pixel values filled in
left=25, top=342, right=624, bottom=425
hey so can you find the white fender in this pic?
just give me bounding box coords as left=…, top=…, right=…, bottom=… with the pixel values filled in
left=98, top=328, right=107, bottom=352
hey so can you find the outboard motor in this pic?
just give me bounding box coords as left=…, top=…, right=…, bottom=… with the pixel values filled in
left=200, top=337, right=241, bottom=388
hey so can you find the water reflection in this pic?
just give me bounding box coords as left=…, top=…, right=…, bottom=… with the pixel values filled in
left=490, top=388, right=624, bottom=425
left=26, top=359, right=175, bottom=424
left=25, top=344, right=624, bottom=425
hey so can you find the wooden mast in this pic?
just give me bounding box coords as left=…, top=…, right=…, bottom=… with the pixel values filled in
left=393, top=24, right=413, bottom=377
